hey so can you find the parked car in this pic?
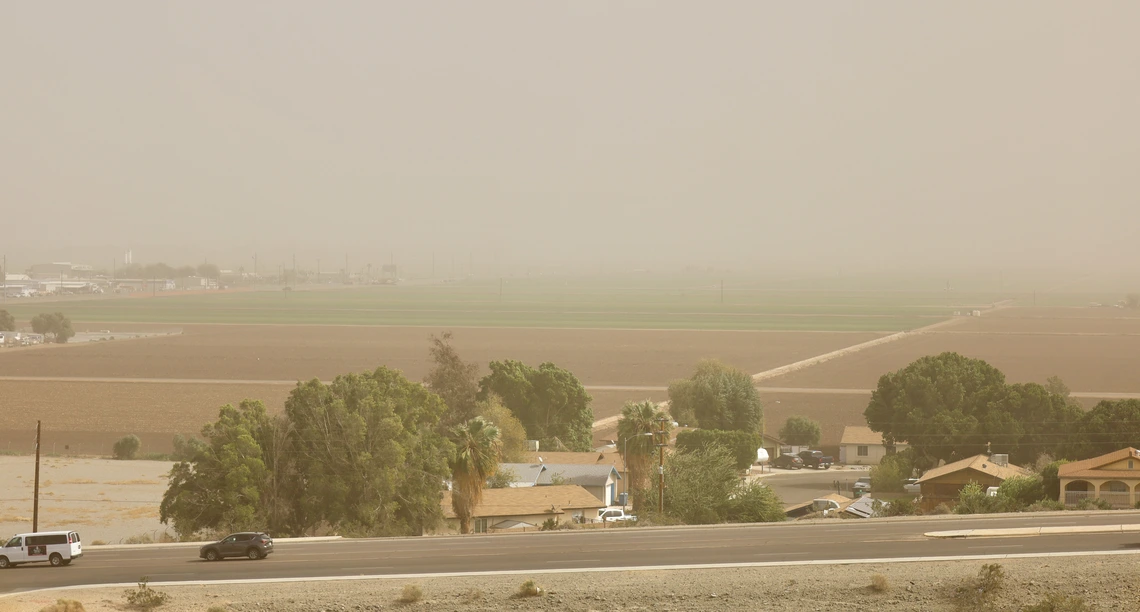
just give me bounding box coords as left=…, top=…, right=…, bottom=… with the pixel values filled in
left=772, top=454, right=805, bottom=469
left=199, top=532, right=274, bottom=561
left=797, top=450, right=834, bottom=470
left=597, top=508, right=636, bottom=523
left=903, top=478, right=921, bottom=494
left=853, top=477, right=872, bottom=495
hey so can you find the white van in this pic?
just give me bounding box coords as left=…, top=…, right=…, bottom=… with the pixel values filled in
left=0, top=531, right=83, bottom=568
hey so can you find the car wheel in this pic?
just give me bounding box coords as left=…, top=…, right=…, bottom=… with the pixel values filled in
left=0, top=556, right=9, bottom=569
left=246, top=548, right=261, bottom=560
left=61, top=559, right=72, bottom=566
left=205, top=549, right=220, bottom=561
left=49, top=553, right=63, bottom=567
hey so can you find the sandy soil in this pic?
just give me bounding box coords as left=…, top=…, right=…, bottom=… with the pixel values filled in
left=766, top=329, right=1140, bottom=393
left=0, top=325, right=885, bottom=387
left=3, top=554, right=1137, bottom=611
left=0, top=457, right=170, bottom=545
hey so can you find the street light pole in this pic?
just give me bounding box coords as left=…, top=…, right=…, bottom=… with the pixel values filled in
left=655, top=416, right=669, bottom=515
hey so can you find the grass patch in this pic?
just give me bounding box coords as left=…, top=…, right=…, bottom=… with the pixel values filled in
left=870, top=574, right=890, bottom=593
left=397, top=584, right=422, bottom=604
left=37, top=600, right=85, bottom=612
left=514, top=580, right=544, bottom=598
left=123, top=577, right=169, bottom=610
left=1021, top=593, right=1094, bottom=612
left=952, top=563, right=1004, bottom=611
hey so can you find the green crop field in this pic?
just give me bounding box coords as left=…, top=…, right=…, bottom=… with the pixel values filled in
left=0, top=274, right=1022, bottom=331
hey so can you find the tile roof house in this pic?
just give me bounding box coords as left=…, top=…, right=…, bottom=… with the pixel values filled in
left=838, top=426, right=908, bottom=465
left=437, top=484, right=604, bottom=534
left=915, top=454, right=1032, bottom=512
left=1059, top=447, right=1140, bottom=508
left=537, top=464, right=622, bottom=506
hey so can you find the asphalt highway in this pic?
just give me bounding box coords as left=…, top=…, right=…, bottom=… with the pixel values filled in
left=4, top=512, right=1140, bottom=594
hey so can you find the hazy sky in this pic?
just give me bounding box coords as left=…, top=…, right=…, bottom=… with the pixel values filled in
left=2, top=2, right=1137, bottom=274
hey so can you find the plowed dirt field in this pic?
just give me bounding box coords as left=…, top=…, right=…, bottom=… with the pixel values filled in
left=0, top=325, right=884, bottom=386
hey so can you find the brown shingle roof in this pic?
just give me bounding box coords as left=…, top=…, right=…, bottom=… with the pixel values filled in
left=442, top=485, right=603, bottom=519
left=1058, top=447, right=1140, bottom=479
left=916, top=454, right=1032, bottom=484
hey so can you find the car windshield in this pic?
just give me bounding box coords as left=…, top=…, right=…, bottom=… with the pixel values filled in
left=4, top=537, right=20, bottom=548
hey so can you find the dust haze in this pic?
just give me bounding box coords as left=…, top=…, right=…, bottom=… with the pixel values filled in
left=2, top=2, right=1137, bottom=279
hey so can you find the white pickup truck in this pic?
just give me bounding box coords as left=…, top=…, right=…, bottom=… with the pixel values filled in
left=597, top=508, right=636, bottom=523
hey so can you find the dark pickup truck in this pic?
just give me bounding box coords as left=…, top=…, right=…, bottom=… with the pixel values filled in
left=797, top=450, right=833, bottom=469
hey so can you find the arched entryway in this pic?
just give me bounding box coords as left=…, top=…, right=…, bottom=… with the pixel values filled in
left=1100, top=480, right=1131, bottom=508
left=1064, top=480, right=1094, bottom=506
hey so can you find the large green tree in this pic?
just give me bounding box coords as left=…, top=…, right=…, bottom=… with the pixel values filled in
left=30, top=312, right=75, bottom=343
left=675, top=429, right=762, bottom=471
left=646, top=444, right=783, bottom=525
left=478, top=360, right=594, bottom=452
left=667, top=360, right=762, bottom=433
left=1076, top=399, right=1140, bottom=458
left=424, top=332, right=480, bottom=430
left=449, top=417, right=501, bottom=534
left=478, top=394, right=528, bottom=462
left=864, top=352, right=1009, bottom=463
left=0, top=309, right=14, bottom=332
left=285, top=367, right=454, bottom=536
left=617, top=400, right=670, bottom=506
left=160, top=400, right=271, bottom=538
left=778, top=416, right=821, bottom=447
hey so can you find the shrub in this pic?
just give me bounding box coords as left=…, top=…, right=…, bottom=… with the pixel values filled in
left=725, top=481, right=786, bottom=523
left=38, top=600, right=85, bottom=612
left=953, top=564, right=1004, bottom=610
left=113, top=435, right=142, bottom=460
left=870, top=574, right=890, bottom=593
left=206, top=607, right=228, bottom=612
left=123, top=577, right=169, bottom=610
left=931, top=503, right=953, bottom=515
left=540, top=518, right=558, bottom=531
left=515, top=580, right=544, bottom=598
left=954, top=482, right=1001, bottom=515
left=1075, top=497, right=1112, bottom=511
left=1021, top=592, right=1093, bottom=612
left=1040, top=460, right=1070, bottom=501
left=1025, top=500, right=1065, bottom=513
left=675, top=429, right=764, bottom=471
left=996, top=475, right=1045, bottom=510
left=873, top=497, right=917, bottom=517
left=398, top=584, right=422, bottom=604
left=870, top=453, right=914, bottom=493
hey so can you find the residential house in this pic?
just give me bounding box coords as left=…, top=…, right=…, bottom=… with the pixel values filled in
left=525, top=450, right=627, bottom=500
left=838, top=426, right=908, bottom=465
left=914, top=454, right=1032, bottom=512
left=1059, top=447, right=1140, bottom=508
left=494, top=463, right=546, bottom=487
left=538, top=464, right=622, bottom=506
left=437, top=484, right=604, bottom=534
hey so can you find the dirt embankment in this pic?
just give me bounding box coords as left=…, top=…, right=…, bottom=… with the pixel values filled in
left=4, top=554, right=1138, bottom=611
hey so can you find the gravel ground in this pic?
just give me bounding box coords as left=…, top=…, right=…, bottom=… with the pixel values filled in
left=4, top=554, right=1139, bottom=611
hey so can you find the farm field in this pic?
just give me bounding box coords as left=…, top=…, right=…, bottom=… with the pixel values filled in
left=0, top=277, right=1009, bottom=331
left=765, top=328, right=1140, bottom=393
left=0, top=380, right=667, bottom=456
left=949, top=306, right=1140, bottom=334
left=0, top=324, right=887, bottom=387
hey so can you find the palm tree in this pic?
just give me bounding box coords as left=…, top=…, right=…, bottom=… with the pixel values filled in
left=449, top=417, right=502, bottom=534
left=617, top=400, right=669, bottom=509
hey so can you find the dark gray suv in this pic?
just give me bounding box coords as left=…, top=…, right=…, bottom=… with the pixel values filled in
left=199, top=532, right=273, bottom=561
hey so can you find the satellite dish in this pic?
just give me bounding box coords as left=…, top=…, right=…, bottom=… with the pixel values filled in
left=756, top=448, right=770, bottom=464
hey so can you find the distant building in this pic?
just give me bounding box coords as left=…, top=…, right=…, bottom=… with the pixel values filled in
left=915, top=454, right=1031, bottom=512
left=838, top=426, right=908, bottom=465
left=1059, top=447, right=1140, bottom=509
left=436, top=485, right=604, bottom=534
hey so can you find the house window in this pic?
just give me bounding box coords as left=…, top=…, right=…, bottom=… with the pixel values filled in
left=474, top=518, right=488, bottom=534
left=857, top=446, right=869, bottom=457
left=1130, top=460, right=1135, bottom=469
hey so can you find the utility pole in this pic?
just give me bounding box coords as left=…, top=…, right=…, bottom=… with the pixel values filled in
left=253, top=253, right=258, bottom=277
left=33, top=420, right=41, bottom=532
